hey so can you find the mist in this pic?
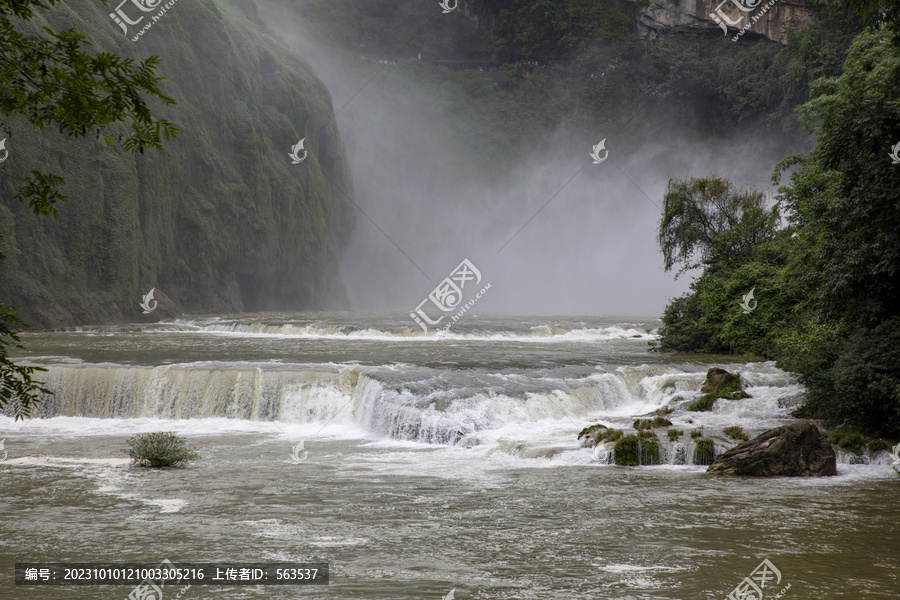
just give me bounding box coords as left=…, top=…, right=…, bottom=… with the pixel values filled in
left=257, top=0, right=803, bottom=318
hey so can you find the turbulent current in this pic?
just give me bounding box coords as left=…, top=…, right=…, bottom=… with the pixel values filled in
left=1, top=313, right=898, bottom=599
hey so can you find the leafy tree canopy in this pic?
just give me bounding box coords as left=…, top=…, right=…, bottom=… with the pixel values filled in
left=658, top=177, right=779, bottom=278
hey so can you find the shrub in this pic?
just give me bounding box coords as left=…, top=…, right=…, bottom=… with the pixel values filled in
left=723, top=426, right=749, bottom=442
left=693, top=438, right=716, bottom=465
left=654, top=407, right=674, bottom=416
left=614, top=435, right=640, bottom=466
left=615, top=433, right=661, bottom=465
left=634, top=416, right=673, bottom=430
left=668, top=429, right=683, bottom=441
left=126, top=432, right=200, bottom=468
left=868, top=439, right=890, bottom=453
left=688, top=394, right=717, bottom=411
left=640, top=435, right=660, bottom=465
left=828, top=429, right=868, bottom=455
left=602, top=429, right=624, bottom=443
left=690, top=430, right=703, bottom=439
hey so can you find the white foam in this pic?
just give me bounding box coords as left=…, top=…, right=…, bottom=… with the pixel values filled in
left=0, top=415, right=369, bottom=439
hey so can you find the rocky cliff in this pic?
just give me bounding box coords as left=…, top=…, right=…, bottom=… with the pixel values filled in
left=629, top=0, right=818, bottom=44
left=0, top=0, right=356, bottom=327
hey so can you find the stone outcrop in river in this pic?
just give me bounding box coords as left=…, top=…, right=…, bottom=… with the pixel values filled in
left=708, top=421, right=837, bottom=476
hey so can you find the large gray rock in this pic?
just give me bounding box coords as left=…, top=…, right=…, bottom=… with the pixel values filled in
left=708, top=421, right=837, bottom=477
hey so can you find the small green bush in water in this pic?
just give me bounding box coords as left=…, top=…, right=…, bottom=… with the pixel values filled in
left=634, top=416, right=673, bottom=430
left=690, top=430, right=703, bottom=439
left=668, top=429, right=683, bottom=441
left=688, top=395, right=717, bottom=411
left=828, top=429, right=868, bottom=455
left=126, top=432, right=199, bottom=468
left=640, top=435, right=660, bottom=465
left=602, top=429, right=624, bottom=443
left=615, top=434, right=659, bottom=465
left=693, top=438, right=716, bottom=466
left=723, top=426, right=749, bottom=442
left=614, top=435, right=640, bottom=466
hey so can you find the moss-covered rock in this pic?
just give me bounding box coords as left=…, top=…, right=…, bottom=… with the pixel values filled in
left=577, top=423, right=607, bottom=446
left=708, top=421, right=837, bottom=477
left=577, top=424, right=622, bottom=447
left=688, top=368, right=750, bottom=411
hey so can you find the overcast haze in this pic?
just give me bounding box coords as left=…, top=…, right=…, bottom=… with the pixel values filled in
left=259, top=1, right=799, bottom=317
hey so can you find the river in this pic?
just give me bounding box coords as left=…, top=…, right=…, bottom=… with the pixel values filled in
left=1, top=312, right=898, bottom=599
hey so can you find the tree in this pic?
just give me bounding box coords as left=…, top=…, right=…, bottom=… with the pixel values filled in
left=773, top=27, right=900, bottom=436
left=657, top=177, right=778, bottom=277
left=0, top=0, right=178, bottom=418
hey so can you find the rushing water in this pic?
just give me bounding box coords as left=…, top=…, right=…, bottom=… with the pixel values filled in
left=2, top=313, right=898, bottom=599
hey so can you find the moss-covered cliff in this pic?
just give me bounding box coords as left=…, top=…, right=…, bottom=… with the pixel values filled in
left=0, top=0, right=355, bottom=327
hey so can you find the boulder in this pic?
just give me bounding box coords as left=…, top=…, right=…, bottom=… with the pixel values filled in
left=701, top=367, right=740, bottom=393
left=707, top=421, right=837, bottom=477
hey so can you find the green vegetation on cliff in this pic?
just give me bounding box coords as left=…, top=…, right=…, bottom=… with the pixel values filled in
left=0, top=0, right=355, bottom=327
left=281, top=0, right=866, bottom=158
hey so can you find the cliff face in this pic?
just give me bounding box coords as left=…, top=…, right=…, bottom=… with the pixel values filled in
left=629, top=0, right=818, bottom=44
left=0, top=0, right=356, bottom=327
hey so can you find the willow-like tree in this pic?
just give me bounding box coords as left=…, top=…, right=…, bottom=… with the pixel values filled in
left=657, top=177, right=778, bottom=277
left=0, top=0, right=178, bottom=418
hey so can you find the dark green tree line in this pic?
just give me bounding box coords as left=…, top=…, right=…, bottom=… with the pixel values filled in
left=656, top=14, right=900, bottom=436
